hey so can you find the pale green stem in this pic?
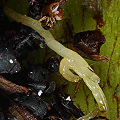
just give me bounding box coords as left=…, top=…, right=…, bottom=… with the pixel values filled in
left=3, top=6, right=110, bottom=119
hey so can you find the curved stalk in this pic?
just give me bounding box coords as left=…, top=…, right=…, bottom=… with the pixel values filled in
left=3, top=6, right=110, bottom=119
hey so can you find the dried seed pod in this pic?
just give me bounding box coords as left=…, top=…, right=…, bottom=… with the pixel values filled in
left=39, top=0, right=67, bottom=30
left=73, top=29, right=108, bottom=62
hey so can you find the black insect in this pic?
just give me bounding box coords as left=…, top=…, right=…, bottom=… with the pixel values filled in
left=0, top=45, right=21, bottom=74
left=46, top=56, right=60, bottom=73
